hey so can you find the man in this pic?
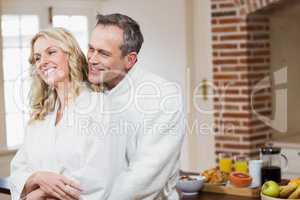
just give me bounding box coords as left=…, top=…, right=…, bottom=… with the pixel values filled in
left=87, top=13, right=185, bottom=200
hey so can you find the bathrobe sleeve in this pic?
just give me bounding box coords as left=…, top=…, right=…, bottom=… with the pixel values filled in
left=9, top=132, right=34, bottom=200
left=107, top=107, right=185, bottom=200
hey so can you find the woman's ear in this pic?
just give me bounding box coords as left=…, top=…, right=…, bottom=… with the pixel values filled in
left=125, top=52, right=138, bottom=70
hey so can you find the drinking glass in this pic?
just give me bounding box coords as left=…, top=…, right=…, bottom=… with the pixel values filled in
left=219, top=153, right=232, bottom=173
left=234, top=155, right=248, bottom=173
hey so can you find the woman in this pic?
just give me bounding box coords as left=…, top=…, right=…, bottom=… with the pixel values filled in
left=9, top=28, right=127, bottom=200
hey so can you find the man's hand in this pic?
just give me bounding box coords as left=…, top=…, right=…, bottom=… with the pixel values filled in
left=27, top=171, right=82, bottom=200
left=25, top=188, right=46, bottom=200
left=26, top=188, right=78, bottom=200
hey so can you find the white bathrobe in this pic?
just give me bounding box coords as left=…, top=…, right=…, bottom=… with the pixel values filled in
left=10, top=66, right=185, bottom=200
left=9, top=87, right=128, bottom=200
left=102, top=66, right=185, bottom=200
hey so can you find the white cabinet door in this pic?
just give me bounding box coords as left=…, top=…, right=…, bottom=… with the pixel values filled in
left=281, top=148, right=300, bottom=178
left=182, top=0, right=215, bottom=171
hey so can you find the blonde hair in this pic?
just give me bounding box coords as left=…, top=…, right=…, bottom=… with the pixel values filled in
left=28, top=27, right=88, bottom=122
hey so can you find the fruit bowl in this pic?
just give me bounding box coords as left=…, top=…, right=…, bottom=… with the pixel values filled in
left=261, top=179, right=300, bottom=200
left=176, top=175, right=206, bottom=195
left=261, top=193, right=300, bottom=200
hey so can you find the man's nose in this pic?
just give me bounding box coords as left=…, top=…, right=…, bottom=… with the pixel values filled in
left=88, top=51, right=99, bottom=64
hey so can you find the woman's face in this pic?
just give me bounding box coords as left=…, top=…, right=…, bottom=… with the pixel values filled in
left=33, top=36, right=70, bottom=87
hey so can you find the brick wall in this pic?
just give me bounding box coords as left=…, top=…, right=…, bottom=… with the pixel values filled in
left=233, top=0, right=281, bottom=15
left=211, top=0, right=283, bottom=159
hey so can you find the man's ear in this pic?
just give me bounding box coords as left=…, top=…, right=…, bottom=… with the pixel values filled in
left=125, top=52, right=138, bottom=70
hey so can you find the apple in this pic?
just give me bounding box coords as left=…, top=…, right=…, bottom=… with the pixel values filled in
left=262, top=180, right=280, bottom=197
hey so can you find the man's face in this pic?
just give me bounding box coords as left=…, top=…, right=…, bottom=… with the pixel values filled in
left=87, top=25, right=129, bottom=89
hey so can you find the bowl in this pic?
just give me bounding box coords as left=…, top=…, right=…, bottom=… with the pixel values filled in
left=176, top=175, right=206, bottom=195
left=229, top=172, right=252, bottom=188
left=261, top=193, right=300, bottom=200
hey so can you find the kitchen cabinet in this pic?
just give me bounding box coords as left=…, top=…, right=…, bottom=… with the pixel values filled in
left=271, top=133, right=300, bottom=179
left=281, top=147, right=300, bottom=179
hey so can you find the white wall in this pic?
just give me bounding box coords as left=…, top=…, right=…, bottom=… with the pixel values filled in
left=98, top=0, right=187, bottom=89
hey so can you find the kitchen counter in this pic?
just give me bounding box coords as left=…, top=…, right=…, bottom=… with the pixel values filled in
left=181, top=192, right=259, bottom=200
left=179, top=171, right=260, bottom=200
left=0, top=147, right=17, bottom=156
left=0, top=178, right=10, bottom=195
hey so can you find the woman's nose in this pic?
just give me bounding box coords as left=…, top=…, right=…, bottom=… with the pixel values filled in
left=38, top=55, right=49, bottom=68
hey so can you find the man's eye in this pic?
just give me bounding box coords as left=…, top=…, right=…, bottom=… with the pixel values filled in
left=100, top=51, right=109, bottom=57
left=49, top=50, right=56, bottom=55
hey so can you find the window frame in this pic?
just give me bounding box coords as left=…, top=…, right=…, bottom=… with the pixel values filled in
left=0, top=17, right=6, bottom=148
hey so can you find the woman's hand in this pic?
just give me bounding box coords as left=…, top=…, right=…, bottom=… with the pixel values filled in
left=30, top=171, right=82, bottom=200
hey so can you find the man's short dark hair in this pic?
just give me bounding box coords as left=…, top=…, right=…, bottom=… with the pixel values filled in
left=95, top=13, right=144, bottom=57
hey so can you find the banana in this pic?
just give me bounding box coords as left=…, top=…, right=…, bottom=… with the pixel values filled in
left=289, top=178, right=300, bottom=187
left=279, top=183, right=297, bottom=198
left=288, top=186, right=300, bottom=199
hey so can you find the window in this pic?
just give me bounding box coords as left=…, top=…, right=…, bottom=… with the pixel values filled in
left=53, top=15, right=88, bottom=53
left=1, top=15, right=38, bottom=147
left=1, top=1, right=96, bottom=147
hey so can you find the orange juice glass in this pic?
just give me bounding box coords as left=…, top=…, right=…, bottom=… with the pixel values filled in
left=219, top=153, right=232, bottom=173
left=234, top=156, right=248, bottom=173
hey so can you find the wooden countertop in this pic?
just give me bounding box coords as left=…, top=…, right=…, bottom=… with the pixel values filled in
left=179, top=171, right=260, bottom=200
left=181, top=192, right=259, bottom=200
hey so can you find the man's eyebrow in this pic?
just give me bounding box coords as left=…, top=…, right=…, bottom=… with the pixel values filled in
left=99, top=49, right=112, bottom=56
left=88, top=44, right=112, bottom=56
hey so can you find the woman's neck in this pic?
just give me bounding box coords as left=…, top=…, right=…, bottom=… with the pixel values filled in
left=55, top=80, right=73, bottom=110
left=53, top=80, right=74, bottom=126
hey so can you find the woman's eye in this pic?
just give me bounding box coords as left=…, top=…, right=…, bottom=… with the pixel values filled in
left=34, top=57, right=40, bottom=62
